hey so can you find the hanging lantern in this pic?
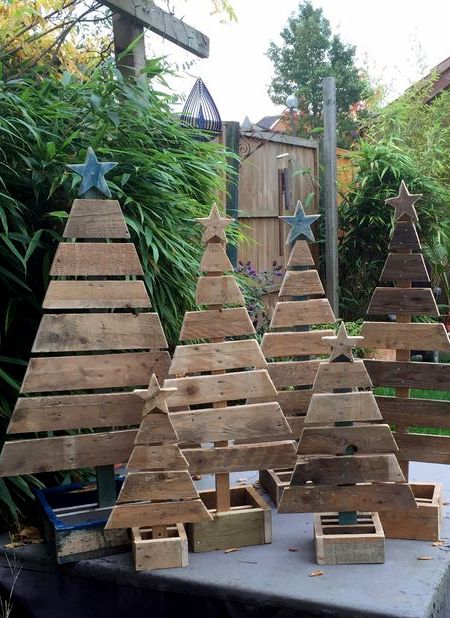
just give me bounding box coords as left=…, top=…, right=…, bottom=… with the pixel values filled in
left=181, top=78, right=222, bottom=140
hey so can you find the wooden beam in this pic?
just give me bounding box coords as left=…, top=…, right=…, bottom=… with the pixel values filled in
left=63, top=199, right=129, bottom=239
left=106, top=498, right=213, bottom=530
left=380, top=254, right=429, bottom=282
left=261, top=330, right=333, bottom=358
left=361, top=322, right=450, bottom=352
left=394, top=433, right=450, bottom=465
left=117, top=471, right=198, bottom=503
left=169, top=340, right=266, bottom=375
left=365, top=359, right=450, bottom=390
left=268, top=360, right=321, bottom=388
left=180, top=307, right=255, bottom=340
left=376, top=396, right=450, bottom=429
left=389, top=220, right=421, bottom=251
left=195, top=275, right=244, bottom=306
left=287, top=241, right=315, bottom=267
left=279, top=270, right=324, bottom=297
left=298, top=424, right=398, bottom=455
left=313, top=360, right=372, bottom=392
left=270, top=299, right=335, bottom=328
left=306, top=392, right=382, bottom=424
left=367, top=288, right=439, bottom=316
left=43, top=280, right=151, bottom=310
left=50, top=243, right=143, bottom=276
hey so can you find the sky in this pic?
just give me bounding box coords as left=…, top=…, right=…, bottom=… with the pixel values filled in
left=145, top=0, right=450, bottom=123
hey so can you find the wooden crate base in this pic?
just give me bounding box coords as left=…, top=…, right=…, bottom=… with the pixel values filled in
left=314, top=512, right=385, bottom=565
left=132, top=524, right=188, bottom=571
left=187, top=485, right=271, bottom=553
left=259, top=469, right=292, bottom=506
left=379, top=482, right=442, bottom=541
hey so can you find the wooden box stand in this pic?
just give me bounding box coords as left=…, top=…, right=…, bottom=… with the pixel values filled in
left=132, top=524, right=188, bottom=571
left=187, top=485, right=271, bottom=553
left=314, top=512, right=385, bottom=565
left=379, top=482, right=443, bottom=541
left=259, top=469, right=292, bottom=506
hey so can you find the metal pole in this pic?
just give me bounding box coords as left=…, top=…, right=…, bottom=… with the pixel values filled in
left=323, top=77, right=339, bottom=317
left=225, top=121, right=240, bottom=267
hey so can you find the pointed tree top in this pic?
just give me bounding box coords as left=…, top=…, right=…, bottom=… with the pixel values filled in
left=134, top=374, right=177, bottom=415
left=385, top=180, right=422, bottom=223
left=280, top=200, right=320, bottom=244
left=196, top=204, right=233, bottom=243
left=67, top=147, right=118, bottom=198
left=322, top=322, right=364, bottom=362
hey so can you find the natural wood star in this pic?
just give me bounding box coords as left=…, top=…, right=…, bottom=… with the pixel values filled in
left=197, top=204, right=233, bottom=243
left=133, top=374, right=176, bottom=415
left=385, top=180, right=422, bottom=223
left=322, top=322, right=364, bottom=362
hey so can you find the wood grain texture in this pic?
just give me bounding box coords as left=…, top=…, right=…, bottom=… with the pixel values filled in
left=134, top=412, right=178, bottom=445
left=195, top=276, right=244, bottom=305
left=248, top=389, right=312, bottom=414
left=298, top=424, right=398, bottom=455
left=376, top=396, right=450, bottom=429
left=365, top=359, right=450, bottom=390
left=367, top=288, right=439, bottom=316
left=179, top=307, right=255, bottom=340
left=0, top=430, right=136, bottom=476
left=128, top=444, right=188, bottom=470
left=106, top=499, right=213, bottom=529
left=380, top=253, right=429, bottom=282
left=268, top=360, right=321, bottom=388
left=270, top=299, right=335, bottom=328
left=21, top=351, right=170, bottom=393
left=361, top=322, right=450, bottom=352
left=200, top=242, right=233, bottom=273
left=50, top=243, right=143, bottom=276
left=393, top=433, right=450, bottom=465
left=184, top=441, right=297, bottom=474
left=117, top=471, right=198, bottom=503
left=63, top=200, right=129, bottom=239
left=306, top=392, right=382, bottom=424
left=43, top=280, right=151, bottom=309
left=389, top=220, right=421, bottom=251
left=279, top=270, right=324, bottom=297
left=172, top=402, right=292, bottom=443
left=164, top=369, right=276, bottom=406
left=313, top=360, right=372, bottom=392
left=287, top=241, right=315, bottom=267
left=261, top=330, right=334, bottom=358
left=169, top=340, right=267, bottom=375
left=32, top=313, right=167, bottom=353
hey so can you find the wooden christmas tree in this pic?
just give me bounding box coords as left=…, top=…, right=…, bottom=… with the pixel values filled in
left=164, top=205, right=297, bottom=552
left=278, top=323, right=416, bottom=565
left=259, top=201, right=336, bottom=504
left=105, top=375, right=212, bottom=570
left=0, top=149, right=171, bottom=561
left=362, top=181, right=450, bottom=540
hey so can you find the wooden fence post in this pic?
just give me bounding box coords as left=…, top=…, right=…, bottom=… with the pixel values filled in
left=224, top=121, right=240, bottom=268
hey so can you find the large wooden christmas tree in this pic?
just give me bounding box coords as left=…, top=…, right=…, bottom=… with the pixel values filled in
left=164, top=205, right=297, bottom=552
left=259, top=201, right=336, bottom=504
left=278, top=323, right=416, bottom=564
left=362, top=181, right=450, bottom=540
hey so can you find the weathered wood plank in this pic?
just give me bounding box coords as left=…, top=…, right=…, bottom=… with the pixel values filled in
left=261, top=330, right=334, bottom=358
left=298, top=424, right=398, bottom=455
left=32, top=313, right=167, bottom=353
left=367, top=288, right=439, bottom=316
left=313, top=360, right=372, bottom=392
left=117, top=471, right=198, bottom=503
left=21, top=351, right=170, bottom=393
left=268, top=360, right=321, bottom=388
left=380, top=254, right=429, bottom=282
left=50, top=243, right=143, bottom=276
left=200, top=242, right=233, bottom=273
left=172, top=402, right=292, bottom=443
left=394, top=433, right=450, bottom=465
left=361, top=322, right=450, bottom=352
left=376, top=396, right=450, bottom=429
left=134, top=412, right=178, bottom=445
left=365, top=360, right=450, bottom=390
left=306, top=392, right=382, bottom=424
left=163, top=370, right=276, bottom=406
left=279, top=270, right=324, bottom=297
left=106, top=499, right=212, bottom=530
left=63, top=200, right=129, bottom=239
left=128, top=444, right=187, bottom=470
left=43, top=280, right=151, bottom=309
left=389, top=220, right=421, bottom=251
left=196, top=276, right=244, bottom=305
left=287, top=241, right=315, bottom=267
left=248, top=389, right=312, bottom=414
left=184, top=441, right=297, bottom=474
left=270, top=299, right=335, bottom=328
left=170, top=340, right=266, bottom=376
left=0, top=430, right=136, bottom=476
left=180, top=307, right=255, bottom=340
left=286, top=415, right=306, bottom=439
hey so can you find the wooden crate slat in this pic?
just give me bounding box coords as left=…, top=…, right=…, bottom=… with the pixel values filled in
left=50, top=243, right=143, bottom=276
left=184, top=441, right=297, bottom=474
left=394, top=433, right=450, bottom=465
left=0, top=430, right=136, bottom=476
left=21, top=351, right=170, bottom=393
left=298, top=424, right=398, bottom=455
left=279, top=270, right=324, bottom=297
left=287, top=241, right=315, bottom=267
left=200, top=242, right=233, bottom=273
left=365, top=359, right=450, bottom=390
left=134, top=412, right=178, bottom=445
left=249, top=389, right=312, bottom=414
left=313, top=360, right=372, bottom=392
left=63, top=199, right=130, bottom=239
left=106, top=499, right=212, bottom=529
left=305, top=392, right=382, bottom=424
left=128, top=444, right=187, bottom=470
left=169, top=340, right=266, bottom=376
left=261, top=330, right=334, bottom=358
left=376, top=396, right=450, bottom=429
left=361, top=322, right=450, bottom=352
left=388, top=220, right=421, bottom=251
left=270, top=299, right=335, bottom=328
left=268, top=360, right=321, bottom=388
left=195, top=275, right=244, bottom=305
left=367, top=288, right=439, bottom=316
left=179, top=307, right=255, bottom=340
left=43, top=280, right=151, bottom=310
left=380, top=254, right=429, bottom=282
left=32, top=313, right=167, bottom=353
left=117, top=471, right=198, bottom=503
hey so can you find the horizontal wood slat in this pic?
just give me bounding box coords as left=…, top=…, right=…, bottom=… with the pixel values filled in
left=298, top=424, right=398, bottom=456
left=261, top=330, right=334, bottom=358
left=287, top=241, right=315, bottom=267
left=117, top=471, right=199, bottom=503
left=43, top=280, right=151, bottom=309
left=50, top=243, right=143, bottom=276
left=200, top=243, right=233, bottom=273
left=128, top=444, right=187, bottom=470
left=306, top=392, right=382, bottom=424
left=286, top=416, right=306, bottom=439
left=380, top=253, right=429, bottom=282
left=367, top=288, right=439, bottom=316
left=279, top=270, right=324, bottom=297
left=376, top=396, right=450, bottom=429
left=394, top=433, right=450, bottom=465
left=270, top=299, right=335, bottom=328
left=170, top=340, right=266, bottom=376
left=179, top=307, right=255, bottom=340
left=361, top=322, right=450, bottom=352
left=106, top=499, right=212, bottom=529
left=134, top=412, right=178, bottom=445
left=268, top=360, right=321, bottom=388
left=388, top=220, right=421, bottom=252
left=21, top=351, right=170, bottom=393
left=248, top=389, right=312, bottom=414
left=63, top=200, right=129, bottom=239
left=195, top=276, right=244, bottom=305
left=365, top=360, right=450, bottom=390
left=313, top=360, right=372, bottom=392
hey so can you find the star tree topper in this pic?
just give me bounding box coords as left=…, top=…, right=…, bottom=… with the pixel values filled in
left=196, top=204, right=233, bottom=243
left=322, top=322, right=364, bottom=362
left=385, top=180, right=422, bottom=223
left=134, top=374, right=177, bottom=415
left=67, top=147, right=118, bottom=198
left=280, top=200, right=320, bottom=244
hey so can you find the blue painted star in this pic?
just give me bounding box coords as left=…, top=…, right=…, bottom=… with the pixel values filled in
left=280, top=201, right=320, bottom=243
left=67, top=147, right=118, bottom=198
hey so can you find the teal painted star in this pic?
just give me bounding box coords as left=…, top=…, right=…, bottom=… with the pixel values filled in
left=280, top=201, right=320, bottom=243
left=67, top=147, right=118, bottom=198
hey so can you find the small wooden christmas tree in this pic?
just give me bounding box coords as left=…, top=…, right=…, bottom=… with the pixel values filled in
left=106, top=375, right=212, bottom=570
left=165, top=205, right=297, bottom=552
left=259, top=201, right=336, bottom=504
left=362, top=181, right=450, bottom=540
left=278, top=323, right=416, bottom=565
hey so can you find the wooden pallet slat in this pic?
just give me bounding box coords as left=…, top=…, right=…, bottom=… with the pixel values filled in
left=117, top=471, right=199, bottom=503
left=393, top=433, right=450, bottom=465
left=270, top=299, right=335, bottom=328
left=268, top=360, right=321, bottom=388
left=200, top=242, right=233, bottom=273
left=313, top=360, right=372, bottom=392
left=134, top=411, right=179, bottom=445
left=169, top=340, right=266, bottom=376
left=388, top=220, right=421, bottom=251
left=380, top=253, right=429, bottom=282
left=195, top=275, right=244, bottom=305
left=365, top=359, right=450, bottom=390
left=298, top=424, right=398, bottom=455
left=279, top=270, right=324, bottom=297
left=376, top=396, right=450, bottom=429
left=361, top=322, right=450, bottom=352
left=287, top=241, right=315, bottom=267
left=261, top=330, right=334, bottom=358
left=50, top=243, right=143, bottom=276
left=179, top=307, right=255, bottom=340
left=105, top=499, right=212, bottom=529
left=43, top=280, right=151, bottom=309
left=305, top=392, right=382, bottom=424
left=367, top=288, right=439, bottom=316
left=128, top=444, right=188, bottom=470
left=63, top=199, right=130, bottom=239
